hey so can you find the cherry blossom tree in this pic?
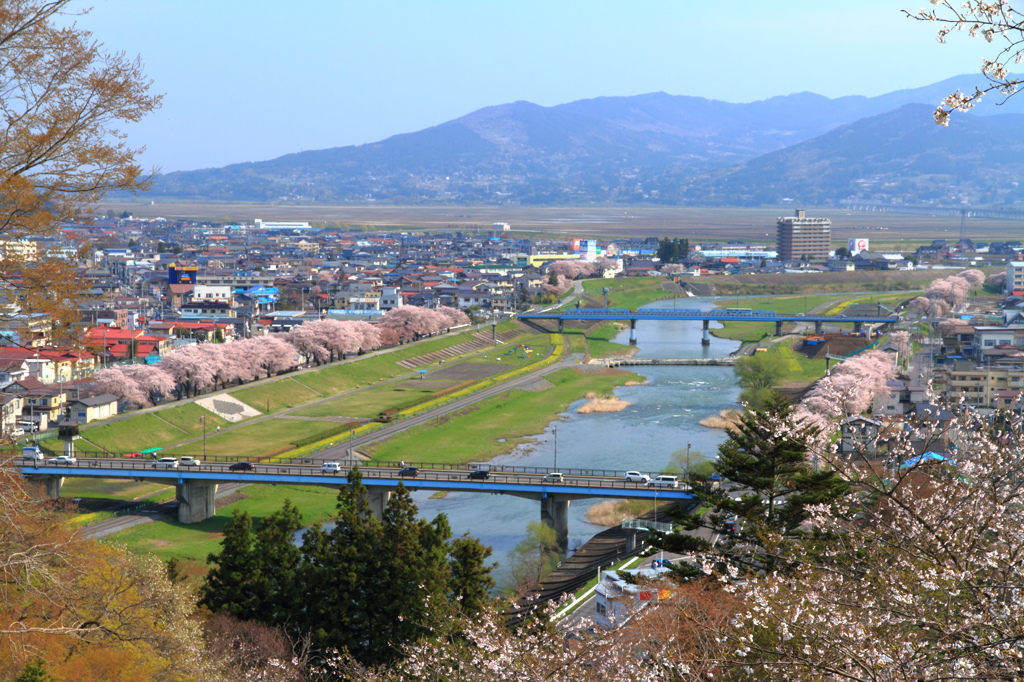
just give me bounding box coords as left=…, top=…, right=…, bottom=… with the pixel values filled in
left=91, top=367, right=148, bottom=409
left=380, top=307, right=450, bottom=343
left=435, top=306, right=470, bottom=330
left=121, top=364, right=175, bottom=407
left=541, top=274, right=572, bottom=297
left=909, top=296, right=932, bottom=315
left=720, top=405, right=1024, bottom=680
left=906, top=1, right=1024, bottom=125
left=798, top=350, right=897, bottom=424
left=889, top=330, right=912, bottom=365
left=158, top=344, right=218, bottom=399
left=346, top=320, right=383, bottom=353
left=958, top=268, right=986, bottom=288
left=288, top=324, right=331, bottom=366
left=239, top=336, right=297, bottom=379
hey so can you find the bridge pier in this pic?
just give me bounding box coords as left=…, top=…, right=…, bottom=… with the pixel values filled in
left=854, top=322, right=863, bottom=333
left=623, top=527, right=642, bottom=553
left=629, top=319, right=637, bottom=346
left=540, top=494, right=570, bottom=553
left=701, top=320, right=710, bottom=346
left=557, top=318, right=564, bottom=334
left=775, top=320, right=784, bottom=337
left=177, top=480, right=218, bottom=524
left=815, top=321, right=823, bottom=334
left=366, top=486, right=392, bottom=521
left=26, top=475, right=64, bottom=499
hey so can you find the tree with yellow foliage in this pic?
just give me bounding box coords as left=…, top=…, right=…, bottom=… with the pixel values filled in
left=0, top=0, right=160, bottom=340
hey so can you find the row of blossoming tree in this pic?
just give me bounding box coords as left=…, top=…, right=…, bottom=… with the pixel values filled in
left=92, top=306, right=470, bottom=408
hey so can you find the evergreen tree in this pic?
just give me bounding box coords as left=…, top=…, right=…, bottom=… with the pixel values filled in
left=709, top=392, right=847, bottom=532
left=251, top=498, right=303, bottom=626
left=297, top=466, right=382, bottom=655
left=14, top=660, right=53, bottom=682
left=449, top=534, right=496, bottom=614
left=361, top=484, right=451, bottom=665
left=200, top=510, right=261, bottom=619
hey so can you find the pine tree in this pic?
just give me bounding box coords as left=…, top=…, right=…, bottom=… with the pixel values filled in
left=449, top=534, right=496, bottom=614
left=251, top=498, right=303, bottom=626
left=200, top=510, right=260, bottom=619
left=297, top=466, right=382, bottom=655
left=711, top=392, right=847, bottom=532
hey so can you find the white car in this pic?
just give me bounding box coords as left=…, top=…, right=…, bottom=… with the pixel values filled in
left=8, top=427, right=24, bottom=438
left=47, top=455, right=77, bottom=465
left=179, top=456, right=202, bottom=466
left=647, top=474, right=680, bottom=489
left=624, top=471, right=650, bottom=484
left=320, top=461, right=342, bottom=474
left=151, top=457, right=179, bottom=469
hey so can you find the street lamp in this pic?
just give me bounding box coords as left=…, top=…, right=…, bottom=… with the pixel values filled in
left=553, top=425, right=558, bottom=472
left=200, top=415, right=207, bottom=459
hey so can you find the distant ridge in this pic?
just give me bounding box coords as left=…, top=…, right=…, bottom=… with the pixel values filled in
left=142, top=75, right=1024, bottom=207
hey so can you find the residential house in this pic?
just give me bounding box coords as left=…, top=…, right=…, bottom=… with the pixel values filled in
left=67, top=394, right=119, bottom=424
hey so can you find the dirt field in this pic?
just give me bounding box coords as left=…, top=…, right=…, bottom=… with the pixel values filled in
left=94, top=202, right=1024, bottom=246
left=428, top=363, right=507, bottom=381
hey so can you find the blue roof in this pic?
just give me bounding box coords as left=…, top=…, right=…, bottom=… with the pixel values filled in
left=900, top=452, right=949, bottom=469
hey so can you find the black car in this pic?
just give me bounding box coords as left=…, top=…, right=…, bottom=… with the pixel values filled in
left=229, top=461, right=255, bottom=472
left=398, top=466, right=419, bottom=478
left=467, top=469, right=490, bottom=480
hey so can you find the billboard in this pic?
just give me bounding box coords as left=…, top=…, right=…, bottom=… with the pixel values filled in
left=848, top=238, right=869, bottom=254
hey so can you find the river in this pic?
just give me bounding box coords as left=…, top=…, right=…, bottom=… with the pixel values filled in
left=407, top=297, right=743, bottom=585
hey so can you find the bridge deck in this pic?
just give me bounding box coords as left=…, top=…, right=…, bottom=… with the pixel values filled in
left=22, top=460, right=695, bottom=502
left=520, top=307, right=897, bottom=324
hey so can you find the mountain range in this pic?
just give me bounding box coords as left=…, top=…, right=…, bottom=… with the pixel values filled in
left=143, top=75, right=1024, bottom=207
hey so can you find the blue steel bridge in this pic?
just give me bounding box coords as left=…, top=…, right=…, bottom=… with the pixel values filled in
left=518, top=307, right=899, bottom=345
left=22, top=459, right=695, bottom=552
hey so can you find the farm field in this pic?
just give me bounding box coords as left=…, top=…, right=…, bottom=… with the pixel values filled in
left=95, top=202, right=1024, bottom=246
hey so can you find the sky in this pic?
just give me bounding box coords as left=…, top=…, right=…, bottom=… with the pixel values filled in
left=71, top=1, right=991, bottom=173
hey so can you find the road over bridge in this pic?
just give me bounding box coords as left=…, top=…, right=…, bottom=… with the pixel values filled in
left=520, top=307, right=899, bottom=346
left=22, top=459, right=694, bottom=552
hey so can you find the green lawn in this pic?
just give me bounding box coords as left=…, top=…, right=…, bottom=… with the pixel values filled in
left=62, top=477, right=171, bottom=502
left=771, top=342, right=827, bottom=383
left=564, top=330, right=588, bottom=354
left=70, top=413, right=192, bottom=455
left=153, top=402, right=232, bottom=437
left=291, top=385, right=445, bottom=420
left=586, top=322, right=633, bottom=358
left=291, top=355, right=411, bottom=395
left=581, top=277, right=678, bottom=309
left=230, top=378, right=324, bottom=414
left=365, top=367, right=642, bottom=464
left=104, top=484, right=342, bottom=564
left=160, top=418, right=352, bottom=459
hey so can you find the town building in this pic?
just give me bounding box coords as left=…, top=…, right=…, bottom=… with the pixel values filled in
left=776, top=209, right=831, bottom=261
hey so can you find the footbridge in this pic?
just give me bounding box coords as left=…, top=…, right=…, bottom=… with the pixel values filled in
left=22, top=460, right=693, bottom=552
left=520, top=307, right=899, bottom=346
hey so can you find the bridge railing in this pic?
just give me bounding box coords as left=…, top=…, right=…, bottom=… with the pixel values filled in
left=21, top=459, right=690, bottom=492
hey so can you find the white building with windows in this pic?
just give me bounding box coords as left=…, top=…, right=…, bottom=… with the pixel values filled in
left=1006, top=261, right=1024, bottom=295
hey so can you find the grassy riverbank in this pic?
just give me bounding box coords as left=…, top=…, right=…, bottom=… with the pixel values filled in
left=581, top=277, right=679, bottom=309
left=102, top=484, right=341, bottom=576
left=364, top=367, right=642, bottom=463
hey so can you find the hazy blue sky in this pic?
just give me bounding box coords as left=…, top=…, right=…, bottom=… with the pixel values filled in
left=73, top=1, right=989, bottom=173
